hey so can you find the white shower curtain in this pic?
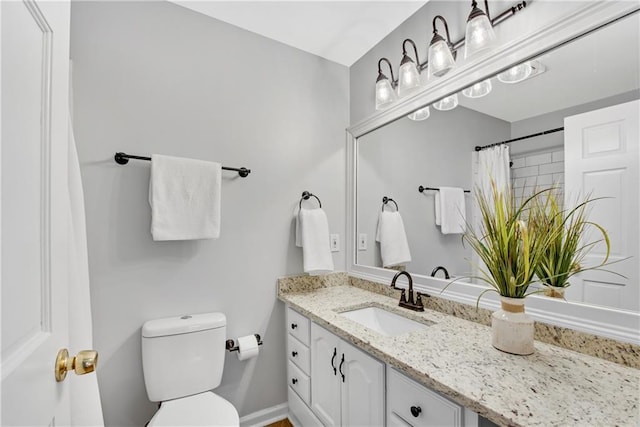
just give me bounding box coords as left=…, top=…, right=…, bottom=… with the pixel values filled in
left=68, top=117, right=105, bottom=426
left=477, top=145, right=511, bottom=196
left=471, top=145, right=511, bottom=283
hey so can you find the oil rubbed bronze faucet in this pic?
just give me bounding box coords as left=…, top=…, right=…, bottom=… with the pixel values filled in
left=390, top=271, right=425, bottom=312
left=430, top=266, right=450, bottom=279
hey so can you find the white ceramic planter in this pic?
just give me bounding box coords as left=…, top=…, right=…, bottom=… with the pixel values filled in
left=491, top=297, right=534, bottom=355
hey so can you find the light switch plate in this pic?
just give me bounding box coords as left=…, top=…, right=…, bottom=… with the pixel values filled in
left=358, top=233, right=367, bottom=250
left=330, top=234, right=340, bottom=252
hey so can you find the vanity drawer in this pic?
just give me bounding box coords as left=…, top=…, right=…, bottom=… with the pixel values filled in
left=288, top=334, right=310, bottom=375
left=387, top=368, right=462, bottom=427
left=288, top=360, right=310, bottom=405
left=287, top=307, right=310, bottom=346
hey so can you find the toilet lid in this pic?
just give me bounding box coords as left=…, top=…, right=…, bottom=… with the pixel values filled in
left=149, top=392, right=239, bottom=427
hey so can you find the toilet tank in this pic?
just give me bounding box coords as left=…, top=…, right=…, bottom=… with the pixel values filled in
left=142, top=313, right=227, bottom=402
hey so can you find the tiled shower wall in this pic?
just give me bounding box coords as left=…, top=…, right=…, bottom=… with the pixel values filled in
left=511, top=147, right=564, bottom=204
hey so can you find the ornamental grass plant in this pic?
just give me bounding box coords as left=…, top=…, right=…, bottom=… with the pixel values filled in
left=464, top=182, right=555, bottom=302
left=530, top=189, right=611, bottom=290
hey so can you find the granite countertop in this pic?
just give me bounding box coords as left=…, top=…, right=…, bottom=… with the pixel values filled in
left=278, top=283, right=640, bottom=427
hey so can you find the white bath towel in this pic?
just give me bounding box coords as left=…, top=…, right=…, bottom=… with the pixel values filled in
left=149, top=154, right=221, bottom=241
left=296, top=208, right=334, bottom=275
left=438, top=187, right=466, bottom=234
left=376, top=210, right=411, bottom=267
left=435, top=193, right=441, bottom=226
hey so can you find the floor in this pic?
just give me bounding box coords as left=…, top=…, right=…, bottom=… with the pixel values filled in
left=265, top=418, right=293, bottom=427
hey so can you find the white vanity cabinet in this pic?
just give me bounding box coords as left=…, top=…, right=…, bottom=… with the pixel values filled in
left=310, top=322, right=385, bottom=427
left=285, top=305, right=479, bottom=427
left=286, top=307, right=323, bottom=426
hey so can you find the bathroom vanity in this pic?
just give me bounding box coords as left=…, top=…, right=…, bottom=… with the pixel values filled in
left=278, top=275, right=640, bottom=427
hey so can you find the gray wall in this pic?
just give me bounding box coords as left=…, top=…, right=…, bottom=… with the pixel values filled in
left=70, top=2, right=348, bottom=425
left=357, top=107, right=509, bottom=277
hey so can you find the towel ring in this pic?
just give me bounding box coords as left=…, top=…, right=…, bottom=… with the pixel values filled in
left=300, top=191, right=322, bottom=209
left=382, top=196, right=398, bottom=211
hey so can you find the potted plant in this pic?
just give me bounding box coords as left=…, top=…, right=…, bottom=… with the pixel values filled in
left=530, top=189, right=611, bottom=299
left=463, top=182, right=554, bottom=355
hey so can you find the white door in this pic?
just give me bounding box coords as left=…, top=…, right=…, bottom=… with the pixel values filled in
left=1, top=1, right=72, bottom=425
left=340, top=341, right=384, bottom=427
left=564, top=100, right=639, bottom=311
left=310, top=323, right=341, bottom=426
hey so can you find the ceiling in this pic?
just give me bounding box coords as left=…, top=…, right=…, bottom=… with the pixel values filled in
left=170, top=1, right=427, bottom=66
left=459, top=12, right=640, bottom=123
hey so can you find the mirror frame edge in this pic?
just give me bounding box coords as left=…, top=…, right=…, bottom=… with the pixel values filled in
left=346, top=2, right=640, bottom=345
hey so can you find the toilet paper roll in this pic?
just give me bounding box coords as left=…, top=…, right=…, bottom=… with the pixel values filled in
left=237, top=335, right=259, bottom=361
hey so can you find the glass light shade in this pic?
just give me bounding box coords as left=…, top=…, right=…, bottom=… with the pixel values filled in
left=433, top=94, right=458, bottom=111
left=464, top=14, right=497, bottom=59
left=375, top=78, right=398, bottom=110
left=497, top=62, right=533, bottom=84
left=428, top=38, right=456, bottom=77
left=407, top=106, right=430, bottom=121
left=398, top=61, right=422, bottom=97
left=462, top=79, right=492, bottom=98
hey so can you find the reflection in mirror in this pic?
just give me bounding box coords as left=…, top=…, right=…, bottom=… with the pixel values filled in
left=356, top=11, right=640, bottom=312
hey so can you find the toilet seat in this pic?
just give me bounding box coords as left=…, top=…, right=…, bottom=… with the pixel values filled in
left=148, top=391, right=239, bottom=426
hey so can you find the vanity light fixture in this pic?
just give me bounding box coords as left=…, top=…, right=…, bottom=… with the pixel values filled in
left=398, top=39, right=423, bottom=97
left=433, top=94, right=459, bottom=111
left=428, top=16, right=457, bottom=78
left=462, top=78, right=493, bottom=98
left=464, top=0, right=497, bottom=59
left=497, top=61, right=531, bottom=83
left=372, top=0, right=527, bottom=111
left=497, top=60, right=545, bottom=84
left=375, top=58, right=398, bottom=110
left=407, top=106, right=431, bottom=121
left=397, top=39, right=431, bottom=122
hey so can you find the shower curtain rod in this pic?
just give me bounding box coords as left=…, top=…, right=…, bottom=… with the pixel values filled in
left=114, top=152, right=251, bottom=177
left=474, top=127, right=564, bottom=151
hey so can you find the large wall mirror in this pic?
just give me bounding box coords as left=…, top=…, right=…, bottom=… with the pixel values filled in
left=349, top=5, right=640, bottom=343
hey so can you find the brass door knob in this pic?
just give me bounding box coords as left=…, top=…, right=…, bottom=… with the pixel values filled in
left=55, top=348, right=99, bottom=382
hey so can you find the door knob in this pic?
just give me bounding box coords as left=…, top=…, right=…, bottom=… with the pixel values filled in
left=55, top=348, right=99, bottom=382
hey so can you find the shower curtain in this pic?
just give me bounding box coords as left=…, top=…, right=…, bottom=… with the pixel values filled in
left=477, top=145, right=511, bottom=196
left=471, top=145, right=511, bottom=283
left=68, top=117, right=104, bottom=426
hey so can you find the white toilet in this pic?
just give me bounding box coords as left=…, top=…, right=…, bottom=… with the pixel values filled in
left=141, top=312, right=240, bottom=426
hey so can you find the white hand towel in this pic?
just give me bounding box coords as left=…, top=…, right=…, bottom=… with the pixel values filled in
left=296, top=208, right=334, bottom=275
left=149, top=154, right=221, bottom=241
left=375, top=211, right=411, bottom=267
left=438, top=187, right=466, bottom=235
left=435, top=193, right=441, bottom=226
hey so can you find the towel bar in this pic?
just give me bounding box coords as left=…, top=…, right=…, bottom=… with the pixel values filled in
left=114, top=152, right=251, bottom=178
left=418, top=186, right=470, bottom=193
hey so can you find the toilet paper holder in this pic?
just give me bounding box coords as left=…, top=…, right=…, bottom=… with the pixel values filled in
left=225, top=334, right=263, bottom=352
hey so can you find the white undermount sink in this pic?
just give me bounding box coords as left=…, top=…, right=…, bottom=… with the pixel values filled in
left=340, top=306, right=430, bottom=337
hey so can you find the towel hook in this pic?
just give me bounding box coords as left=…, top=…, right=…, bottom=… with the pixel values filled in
left=382, top=196, right=399, bottom=211
left=300, top=191, right=322, bottom=209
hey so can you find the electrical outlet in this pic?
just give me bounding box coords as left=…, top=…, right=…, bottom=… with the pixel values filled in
left=330, top=234, right=340, bottom=252
left=358, top=233, right=367, bottom=250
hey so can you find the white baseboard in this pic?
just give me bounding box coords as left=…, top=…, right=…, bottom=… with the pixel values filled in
left=239, top=402, right=288, bottom=427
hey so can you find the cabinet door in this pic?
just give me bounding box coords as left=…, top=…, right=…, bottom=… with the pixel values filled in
left=310, top=323, right=341, bottom=426
left=340, top=340, right=385, bottom=427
